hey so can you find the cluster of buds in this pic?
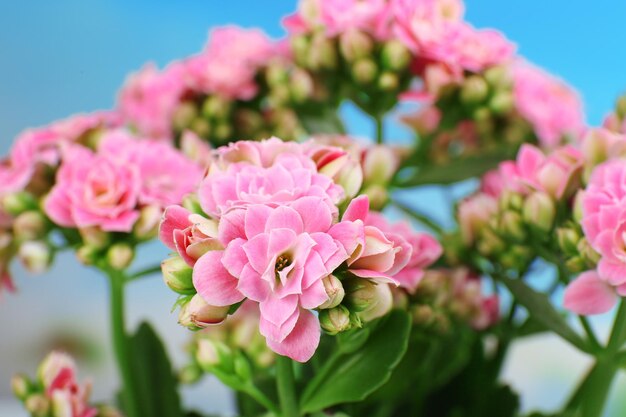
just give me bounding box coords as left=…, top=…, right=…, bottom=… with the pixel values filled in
left=12, top=351, right=120, bottom=417
left=409, top=268, right=499, bottom=332
left=119, top=27, right=326, bottom=147
left=404, top=60, right=585, bottom=164
left=601, top=93, right=626, bottom=135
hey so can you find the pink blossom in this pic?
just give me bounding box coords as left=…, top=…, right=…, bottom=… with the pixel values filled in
left=564, top=271, right=619, bottom=315
left=580, top=128, right=626, bottom=165
left=365, top=212, right=442, bottom=292
left=118, top=62, right=187, bottom=138
left=44, top=146, right=140, bottom=232
left=457, top=193, right=498, bottom=245
left=319, top=0, right=392, bottom=39
left=512, top=61, right=586, bottom=148
left=581, top=161, right=626, bottom=285
left=498, top=144, right=583, bottom=199
left=98, top=130, right=204, bottom=208
left=186, top=27, right=276, bottom=100
left=38, top=352, right=98, bottom=417
left=197, top=198, right=356, bottom=362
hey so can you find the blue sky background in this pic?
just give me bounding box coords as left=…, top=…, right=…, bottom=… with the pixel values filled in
left=1, top=1, right=626, bottom=416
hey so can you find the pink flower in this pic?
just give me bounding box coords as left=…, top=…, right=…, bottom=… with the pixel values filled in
left=98, top=130, right=204, bottom=208
left=118, top=62, right=187, bottom=138
left=582, top=161, right=626, bottom=285
left=498, top=144, right=583, bottom=199
left=365, top=212, right=442, bottom=292
left=160, top=205, right=221, bottom=266
left=391, top=0, right=464, bottom=54
left=431, top=24, right=515, bottom=73
left=44, top=146, right=140, bottom=232
left=580, top=128, right=626, bottom=165
left=457, top=193, right=498, bottom=245
left=38, top=352, right=98, bottom=417
left=564, top=270, right=619, bottom=315
left=319, top=0, right=392, bottom=39
left=512, top=61, right=585, bottom=148
left=195, top=198, right=355, bottom=362
left=186, top=27, right=276, bottom=100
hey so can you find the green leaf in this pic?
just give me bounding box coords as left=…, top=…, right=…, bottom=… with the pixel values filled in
left=300, top=310, right=411, bottom=413
left=500, top=276, right=589, bottom=353
left=129, top=322, right=183, bottom=417
left=395, top=149, right=512, bottom=187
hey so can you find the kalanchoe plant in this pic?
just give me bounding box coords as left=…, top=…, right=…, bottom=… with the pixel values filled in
left=3, top=1, right=626, bottom=417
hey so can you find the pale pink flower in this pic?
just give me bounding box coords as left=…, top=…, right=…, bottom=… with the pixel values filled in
left=512, top=61, right=585, bottom=148
left=391, top=0, right=463, bottom=54
left=186, top=27, right=276, bottom=100
left=118, top=62, right=187, bottom=138
left=581, top=161, right=626, bottom=285
left=365, top=212, right=442, bottom=292
left=319, top=0, right=392, bottom=39
left=196, top=197, right=356, bottom=362
left=98, top=130, right=204, bottom=208
left=44, top=146, right=140, bottom=232
left=38, top=352, right=98, bottom=417
left=457, top=193, right=498, bottom=245
left=580, top=128, right=626, bottom=165
left=564, top=270, right=619, bottom=315
left=498, top=144, right=583, bottom=199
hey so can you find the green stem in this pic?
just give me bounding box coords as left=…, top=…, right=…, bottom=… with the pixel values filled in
left=579, top=316, right=601, bottom=352
left=243, top=385, right=280, bottom=414
left=374, top=115, right=384, bottom=144
left=108, top=270, right=140, bottom=417
left=127, top=264, right=162, bottom=283
left=391, top=200, right=444, bottom=235
left=608, top=300, right=626, bottom=353
left=276, top=355, right=299, bottom=417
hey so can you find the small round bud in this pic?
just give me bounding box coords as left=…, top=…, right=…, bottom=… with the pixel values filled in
left=178, top=364, right=202, bottom=384
left=79, top=226, right=110, bottom=249
left=522, top=192, right=555, bottom=233
left=106, top=243, right=134, bottom=270
left=484, top=65, right=510, bottom=89
left=13, top=211, right=47, bottom=241
left=265, top=62, right=289, bottom=87
left=319, top=275, right=345, bottom=309
left=319, top=305, right=352, bottom=335
left=378, top=72, right=399, bottom=91
left=339, top=29, right=373, bottom=62
left=381, top=40, right=411, bottom=71
left=577, top=238, right=601, bottom=267
left=213, top=122, right=233, bottom=142
left=573, top=190, right=584, bottom=223
left=133, top=205, right=162, bottom=240
left=76, top=245, right=100, bottom=266
left=202, top=96, right=232, bottom=120
left=363, top=184, right=389, bottom=211
left=489, top=92, right=514, bottom=115
left=351, top=59, right=377, bottom=84
left=616, top=95, right=626, bottom=120
left=358, top=283, right=393, bottom=322
left=162, top=256, right=194, bottom=294
left=460, top=75, right=489, bottom=105
left=499, top=211, right=526, bottom=242
left=179, top=294, right=229, bottom=330
left=308, top=34, right=337, bottom=70
left=18, top=241, right=51, bottom=273
left=190, top=118, right=211, bottom=138
left=345, top=279, right=378, bottom=312
left=25, top=394, right=50, bottom=417
left=172, top=102, right=198, bottom=132
left=3, top=192, right=38, bottom=216
left=196, top=339, right=232, bottom=371
left=557, top=227, right=581, bottom=256
left=11, top=374, right=30, bottom=400
left=291, top=35, right=310, bottom=66
left=565, top=256, right=586, bottom=273
left=182, top=194, right=204, bottom=215
left=289, top=68, right=314, bottom=103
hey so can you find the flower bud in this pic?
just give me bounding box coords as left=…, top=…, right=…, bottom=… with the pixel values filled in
left=291, top=35, right=310, bottom=66
left=573, top=190, right=584, bottom=223
left=319, top=275, right=345, bottom=309
left=179, top=294, right=229, bottom=330
left=76, top=245, right=100, bottom=266
left=499, top=211, right=526, bottom=241
left=381, top=40, right=411, bottom=71
left=339, top=29, right=373, bottom=62
left=617, top=95, right=626, bottom=120
left=489, top=91, right=513, bottom=115
left=233, top=353, right=252, bottom=381
left=565, top=256, right=586, bottom=273
left=190, top=118, right=211, bottom=138
left=133, top=205, right=162, bottom=240
left=235, top=109, right=264, bottom=136
left=202, top=96, right=232, bottom=120
left=351, top=59, right=377, bottom=84
left=557, top=227, right=581, bottom=256
left=363, top=184, right=388, bottom=211
left=358, top=283, right=393, bottom=322
left=182, top=194, right=204, bottom=215
left=106, top=243, right=134, bottom=270
left=308, top=34, right=337, bottom=70
left=345, top=279, right=378, bottom=312
left=319, top=305, right=352, bottom=335
left=378, top=72, right=399, bottom=91
left=18, top=241, right=51, bottom=273
left=3, top=192, right=38, bottom=216
left=577, top=238, right=600, bottom=267
left=522, top=192, right=555, bottom=233
left=412, top=305, right=436, bottom=326
left=363, top=145, right=398, bottom=186
left=265, top=62, right=289, bottom=87
left=460, top=75, right=489, bottom=105
left=172, top=102, right=198, bottom=132
left=11, top=374, right=30, bottom=400
left=499, top=190, right=523, bottom=212
left=196, top=339, right=232, bottom=370
left=25, top=394, right=50, bottom=417
left=213, top=122, right=233, bottom=142
left=289, top=68, right=314, bottom=103
left=162, top=256, right=194, bottom=294
left=179, top=363, right=202, bottom=384
left=484, top=65, right=510, bottom=89
left=13, top=211, right=47, bottom=241
left=79, top=226, right=110, bottom=249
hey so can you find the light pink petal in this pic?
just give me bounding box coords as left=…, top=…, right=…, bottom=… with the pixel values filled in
left=266, top=309, right=321, bottom=363
left=244, top=204, right=272, bottom=238
left=300, top=278, right=329, bottom=309
left=342, top=195, right=369, bottom=222
left=237, top=263, right=270, bottom=301
left=266, top=206, right=304, bottom=234
left=222, top=238, right=248, bottom=277
left=350, top=269, right=399, bottom=285
left=99, top=210, right=140, bottom=232
left=259, top=294, right=300, bottom=342
left=44, top=189, right=75, bottom=228
left=597, top=258, right=626, bottom=286
left=193, top=251, right=244, bottom=306
left=242, top=234, right=271, bottom=275
left=329, top=220, right=365, bottom=257
left=159, top=205, right=192, bottom=251
left=218, top=208, right=247, bottom=244
left=290, top=196, right=333, bottom=233
left=564, top=271, right=617, bottom=315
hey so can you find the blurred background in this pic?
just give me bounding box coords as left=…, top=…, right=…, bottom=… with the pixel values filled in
left=1, top=0, right=625, bottom=415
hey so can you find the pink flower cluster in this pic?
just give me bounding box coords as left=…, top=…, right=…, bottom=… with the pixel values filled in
left=512, top=61, right=585, bottom=148
left=45, top=130, right=203, bottom=233
left=118, top=27, right=279, bottom=139
left=160, top=138, right=440, bottom=362
left=37, top=352, right=98, bottom=417
left=566, top=160, right=626, bottom=314
left=0, top=112, right=121, bottom=197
